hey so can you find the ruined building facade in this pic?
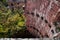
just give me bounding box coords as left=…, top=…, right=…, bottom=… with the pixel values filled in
left=7, top=0, right=25, bottom=9
left=24, top=0, right=60, bottom=38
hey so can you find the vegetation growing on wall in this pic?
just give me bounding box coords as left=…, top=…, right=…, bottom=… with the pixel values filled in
left=0, top=0, right=26, bottom=37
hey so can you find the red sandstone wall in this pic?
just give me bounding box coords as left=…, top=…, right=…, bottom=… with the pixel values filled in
left=24, top=0, right=60, bottom=38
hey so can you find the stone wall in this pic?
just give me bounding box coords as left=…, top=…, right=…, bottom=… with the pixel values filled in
left=24, top=0, right=60, bottom=38
left=7, top=0, right=25, bottom=9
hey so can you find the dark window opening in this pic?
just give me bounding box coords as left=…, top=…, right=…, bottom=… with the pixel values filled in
left=51, top=30, right=54, bottom=34
left=31, top=12, right=34, bottom=16
left=17, top=3, right=19, bottom=4
left=33, top=27, right=39, bottom=32
left=45, top=35, right=49, bottom=37
left=41, top=16, right=43, bottom=20
left=33, top=27, right=36, bottom=30
left=45, top=20, right=48, bottom=23
left=36, top=14, right=39, bottom=17
left=40, top=32, right=41, bottom=35
left=48, top=24, right=51, bottom=28
left=36, top=29, right=39, bottom=32
left=11, top=3, right=13, bottom=6
left=23, top=7, right=25, bottom=10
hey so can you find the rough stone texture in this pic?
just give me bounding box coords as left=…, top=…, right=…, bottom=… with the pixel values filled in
left=24, top=0, right=60, bottom=38
left=7, top=0, right=25, bottom=9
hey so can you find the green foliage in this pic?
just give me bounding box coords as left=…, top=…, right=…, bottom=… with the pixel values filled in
left=0, top=2, right=26, bottom=37
left=0, top=0, right=7, bottom=6
left=53, top=21, right=60, bottom=33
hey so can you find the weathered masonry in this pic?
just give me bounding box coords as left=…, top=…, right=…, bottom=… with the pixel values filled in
left=24, top=0, right=60, bottom=38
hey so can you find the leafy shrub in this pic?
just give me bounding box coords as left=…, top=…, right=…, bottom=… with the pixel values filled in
left=0, top=2, right=26, bottom=37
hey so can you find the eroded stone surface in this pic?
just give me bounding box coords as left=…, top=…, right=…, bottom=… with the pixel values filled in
left=24, top=0, right=60, bottom=38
